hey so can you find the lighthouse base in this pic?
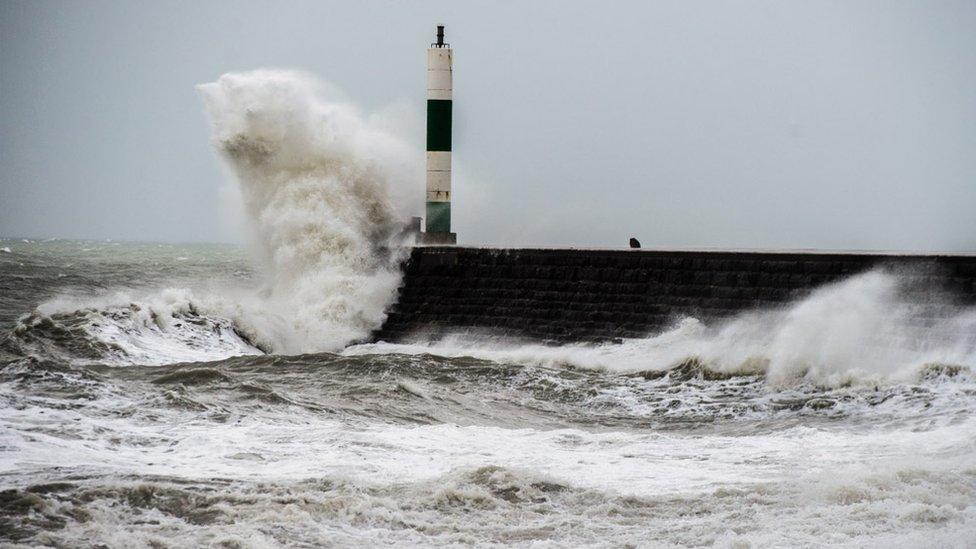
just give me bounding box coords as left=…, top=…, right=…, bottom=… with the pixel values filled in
left=419, top=232, right=457, bottom=246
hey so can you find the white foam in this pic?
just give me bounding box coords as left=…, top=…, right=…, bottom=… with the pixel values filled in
left=27, top=289, right=261, bottom=365
left=353, top=271, right=976, bottom=387
left=4, top=382, right=974, bottom=546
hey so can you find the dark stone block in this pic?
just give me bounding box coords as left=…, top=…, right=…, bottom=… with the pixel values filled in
left=765, top=260, right=792, bottom=273
left=789, top=274, right=811, bottom=287
left=957, top=262, right=976, bottom=276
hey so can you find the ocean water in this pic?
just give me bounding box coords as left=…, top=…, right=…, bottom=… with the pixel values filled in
left=2, top=239, right=975, bottom=548
left=2, top=70, right=975, bottom=547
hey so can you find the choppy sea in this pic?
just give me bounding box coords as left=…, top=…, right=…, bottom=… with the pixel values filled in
left=1, top=238, right=974, bottom=548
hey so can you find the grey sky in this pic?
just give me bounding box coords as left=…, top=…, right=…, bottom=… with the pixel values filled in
left=2, top=0, right=974, bottom=251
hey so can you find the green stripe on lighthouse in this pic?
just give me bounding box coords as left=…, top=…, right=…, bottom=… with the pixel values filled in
left=425, top=201, right=451, bottom=233
left=426, top=100, right=452, bottom=151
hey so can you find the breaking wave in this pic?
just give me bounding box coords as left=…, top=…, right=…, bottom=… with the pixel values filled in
left=3, top=71, right=420, bottom=365
left=2, top=290, right=261, bottom=366
left=351, top=270, right=976, bottom=388
left=196, top=69, right=418, bottom=354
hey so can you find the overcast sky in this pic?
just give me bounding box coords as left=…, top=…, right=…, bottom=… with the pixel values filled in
left=1, top=1, right=974, bottom=251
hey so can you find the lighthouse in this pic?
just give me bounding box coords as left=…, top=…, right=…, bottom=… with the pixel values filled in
left=422, top=25, right=456, bottom=245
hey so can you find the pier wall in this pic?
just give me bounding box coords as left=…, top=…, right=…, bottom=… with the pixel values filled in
left=372, top=247, right=976, bottom=344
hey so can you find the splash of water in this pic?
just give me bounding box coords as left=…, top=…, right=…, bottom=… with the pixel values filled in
left=350, top=270, right=976, bottom=387
left=2, top=72, right=420, bottom=364
left=197, top=70, right=419, bottom=353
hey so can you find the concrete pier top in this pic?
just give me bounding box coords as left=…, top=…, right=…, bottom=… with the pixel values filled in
left=413, top=245, right=976, bottom=258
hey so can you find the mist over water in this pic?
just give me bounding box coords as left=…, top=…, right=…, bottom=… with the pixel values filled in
left=1, top=73, right=974, bottom=547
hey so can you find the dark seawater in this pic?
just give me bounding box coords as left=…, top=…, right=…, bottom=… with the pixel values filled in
left=1, top=239, right=975, bottom=548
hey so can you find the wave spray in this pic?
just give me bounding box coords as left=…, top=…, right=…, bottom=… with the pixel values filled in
left=197, top=70, right=418, bottom=353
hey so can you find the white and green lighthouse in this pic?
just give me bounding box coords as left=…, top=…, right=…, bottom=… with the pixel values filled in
left=423, top=25, right=456, bottom=245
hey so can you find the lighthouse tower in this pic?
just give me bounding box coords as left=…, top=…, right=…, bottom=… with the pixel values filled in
left=423, top=25, right=456, bottom=245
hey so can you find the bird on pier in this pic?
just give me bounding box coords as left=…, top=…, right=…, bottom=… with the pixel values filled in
left=629, top=237, right=641, bottom=249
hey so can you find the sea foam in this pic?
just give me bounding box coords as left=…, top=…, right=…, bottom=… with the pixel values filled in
left=351, top=270, right=976, bottom=388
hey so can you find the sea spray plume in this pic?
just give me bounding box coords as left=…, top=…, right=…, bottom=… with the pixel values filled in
left=690, top=269, right=976, bottom=386
left=198, top=70, right=418, bottom=353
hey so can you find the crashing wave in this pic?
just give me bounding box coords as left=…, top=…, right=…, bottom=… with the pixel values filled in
left=2, top=290, right=261, bottom=366
left=2, top=70, right=422, bottom=366
left=196, top=69, right=419, bottom=354
left=348, top=271, right=976, bottom=388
